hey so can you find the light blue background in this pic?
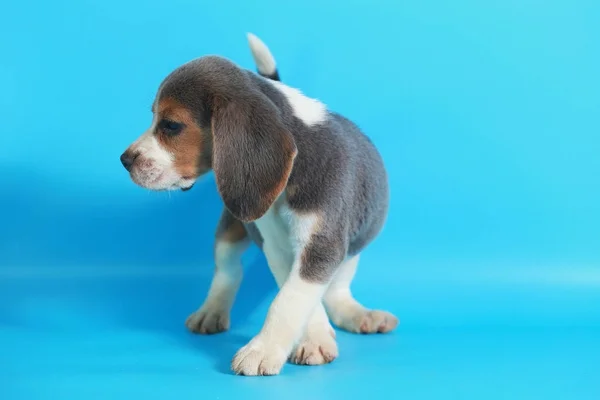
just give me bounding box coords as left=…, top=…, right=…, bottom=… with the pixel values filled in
left=1, top=0, right=599, bottom=399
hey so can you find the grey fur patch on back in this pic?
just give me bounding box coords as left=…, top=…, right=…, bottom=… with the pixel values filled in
left=245, top=73, right=389, bottom=281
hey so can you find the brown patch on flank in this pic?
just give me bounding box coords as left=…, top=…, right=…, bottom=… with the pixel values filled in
left=155, top=97, right=211, bottom=178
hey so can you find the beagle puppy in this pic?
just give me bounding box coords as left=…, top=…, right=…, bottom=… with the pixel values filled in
left=120, top=33, right=398, bottom=376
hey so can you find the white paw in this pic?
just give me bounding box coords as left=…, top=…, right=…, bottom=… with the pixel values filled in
left=290, top=325, right=338, bottom=365
left=185, top=305, right=230, bottom=334
left=354, top=310, right=398, bottom=334
left=231, top=337, right=288, bottom=376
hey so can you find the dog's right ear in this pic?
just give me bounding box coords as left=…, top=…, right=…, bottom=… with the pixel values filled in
left=211, top=94, right=297, bottom=222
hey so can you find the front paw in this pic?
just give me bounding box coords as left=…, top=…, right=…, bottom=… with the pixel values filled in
left=231, top=337, right=288, bottom=376
left=185, top=305, right=230, bottom=334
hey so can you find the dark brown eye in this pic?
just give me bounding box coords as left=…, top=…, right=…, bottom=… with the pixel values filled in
left=158, top=119, right=184, bottom=136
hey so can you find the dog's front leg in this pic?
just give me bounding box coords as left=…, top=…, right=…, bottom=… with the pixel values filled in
left=231, top=236, right=343, bottom=376
left=186, top=210, right=249, bottom=334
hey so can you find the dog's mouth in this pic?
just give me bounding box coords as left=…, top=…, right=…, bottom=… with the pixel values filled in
left=129, top=165, right=197, bottom=192
left=179, top=176, right=196, bottom=192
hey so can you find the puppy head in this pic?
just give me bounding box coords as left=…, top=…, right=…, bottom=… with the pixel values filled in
left=120, top=96, right=209, bottom=191
left=121, top=56, right=297, bottom=221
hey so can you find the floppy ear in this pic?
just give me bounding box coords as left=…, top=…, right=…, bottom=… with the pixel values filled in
left=211, top=95, right=297, bottom=222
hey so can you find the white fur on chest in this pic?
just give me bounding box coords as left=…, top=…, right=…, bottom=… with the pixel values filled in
left=254, top=203, right=293, bottom=256
left=254, top=198, right=320, bottom=262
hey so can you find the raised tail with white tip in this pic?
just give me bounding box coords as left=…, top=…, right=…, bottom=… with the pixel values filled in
left=247, top=32, right=281, bottom=81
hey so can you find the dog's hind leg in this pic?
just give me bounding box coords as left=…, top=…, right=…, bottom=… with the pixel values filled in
left=323, top=254, right=398, bottom=334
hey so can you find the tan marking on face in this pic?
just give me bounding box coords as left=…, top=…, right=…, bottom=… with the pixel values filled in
left=154, top=98, right=209, bottom=179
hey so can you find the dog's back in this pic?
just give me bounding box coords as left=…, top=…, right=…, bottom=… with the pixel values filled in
left=246, top=37, right=389, bottom=258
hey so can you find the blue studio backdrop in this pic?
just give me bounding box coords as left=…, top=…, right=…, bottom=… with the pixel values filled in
left=1, top=0, right=599, bottom=399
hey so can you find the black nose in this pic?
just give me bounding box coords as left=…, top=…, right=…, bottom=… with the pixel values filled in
left=120, top=151, right=137, bottom=172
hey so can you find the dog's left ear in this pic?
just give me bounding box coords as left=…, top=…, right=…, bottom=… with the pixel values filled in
left=211, top=93, right=297, bottom=222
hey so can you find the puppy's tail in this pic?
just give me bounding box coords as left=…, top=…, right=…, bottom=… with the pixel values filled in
left=247, top=32, right=280, bottom=81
